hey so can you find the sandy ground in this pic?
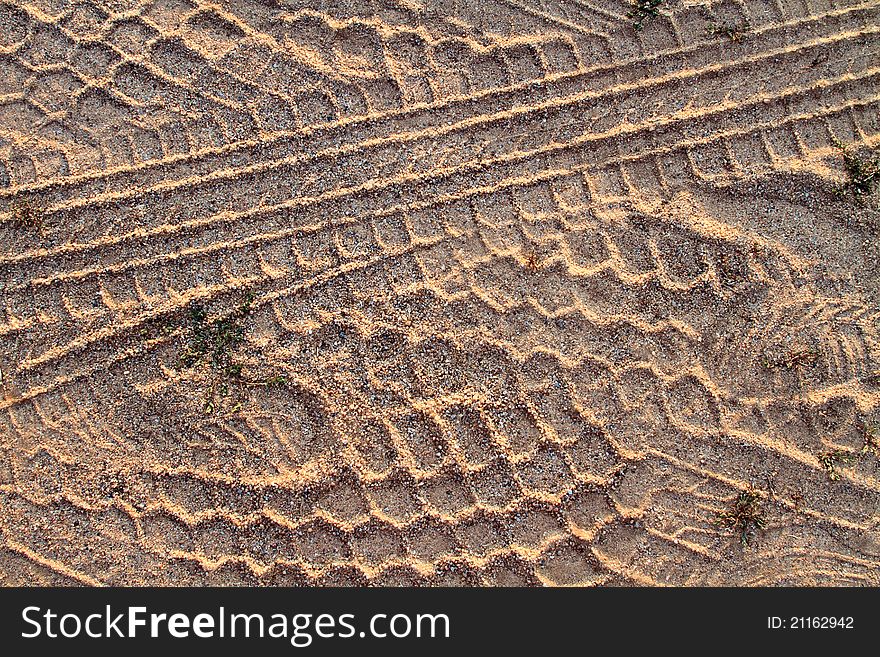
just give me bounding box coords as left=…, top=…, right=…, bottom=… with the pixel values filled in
left=0, top=0, right=879, bottom=586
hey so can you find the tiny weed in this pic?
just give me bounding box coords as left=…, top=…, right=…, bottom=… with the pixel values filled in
left=178, top=292, right=254, bottom=413
left=246, top=374, right=289, bottom=388
left=816, top=422, right=879, bottom=481
left=707, top=21, right=749, bottom=42
left=715, top=486, right=767, bottom=546
left=818, top=449, right=856, bottom=481
left=761, top=346, right=820, bottom=370
left=832, top=140, right=879, bottom=202
left=628, top=0, right=663, bottom=30
left=174, top=292, right=288, bottom=413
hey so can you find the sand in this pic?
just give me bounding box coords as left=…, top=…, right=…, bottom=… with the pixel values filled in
left=0, top=0, right=878, bottom=586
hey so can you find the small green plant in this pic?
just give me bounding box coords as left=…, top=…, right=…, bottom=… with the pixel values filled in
left=715, top=486, right=767, bottom=546
left=246, top=374, right=289, bottom=387
left=832, top=140, right=879, bottom=201
left=179, top=292, right=254, bottom=413
left=180, top=295, right=252, bottom=370
left=818, top=449, right=856, bottom=481
left=707, top=21, right=749, bottom=41
left=761, top=346, right=820, bottom=370
left=628, top=0, right=663, bottom=30
left=174, top=292, right=289, bottom=413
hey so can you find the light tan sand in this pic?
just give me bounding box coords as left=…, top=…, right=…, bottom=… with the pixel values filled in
left=0, top=0, right=879, bottom=586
